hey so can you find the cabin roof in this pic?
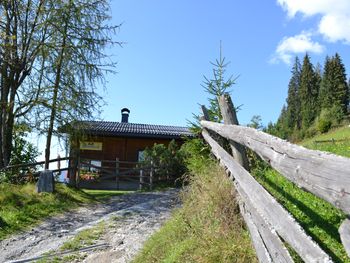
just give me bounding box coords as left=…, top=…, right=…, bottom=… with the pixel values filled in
left=65, top=121, right=194, bottom=139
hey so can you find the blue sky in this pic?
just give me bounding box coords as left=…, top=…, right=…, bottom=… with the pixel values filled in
left=100, top=0, right=350, bottom=127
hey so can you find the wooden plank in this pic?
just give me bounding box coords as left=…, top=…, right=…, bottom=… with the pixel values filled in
left=201, top=120, right=350, bottom=215
left=237, top=182, right=293, bottom=263
left=202, top=130, right=332, bottom=262
left=339, top=219, right=350, bottom=257
left=3, top=157, right=71, bottom=170
left=238, top=199, right=272, bottom=263
left=314, top=138, right=347, bottom=144
left=218, top=94, right=249, bottom=170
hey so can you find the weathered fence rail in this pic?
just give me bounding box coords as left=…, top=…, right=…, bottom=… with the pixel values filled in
left=200, top=94, right=350, bottom=262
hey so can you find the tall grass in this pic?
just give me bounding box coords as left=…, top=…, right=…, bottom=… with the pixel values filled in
left=133, top=139, right=257, bottom=263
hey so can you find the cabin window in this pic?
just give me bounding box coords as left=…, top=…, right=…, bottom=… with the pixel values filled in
left=81, top=159, right=101, bottom=172
left=137, top=150, right=145, bottom=162
left=90, top=160, right=102, bottom=172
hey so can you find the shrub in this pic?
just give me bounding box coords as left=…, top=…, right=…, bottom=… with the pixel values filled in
left=317, top=118, right=332, bottom=133
left=142, top=140, right=186, bottom=181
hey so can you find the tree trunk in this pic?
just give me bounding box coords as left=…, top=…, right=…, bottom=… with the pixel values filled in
left=44, top=18, right=69, bottom=169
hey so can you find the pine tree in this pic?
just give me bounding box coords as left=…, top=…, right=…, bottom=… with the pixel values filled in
left=299, top=54, right=320, bottom=129
left=333, top=53, right=348, bottom=114
left=285, top=57, right=301, bottom=131
left=276, top=105, right=289, bottom=139
left=319, top=56, right=332, bottom=109
left=320, top=53, right=348, bottom=115
left=314, top=62, right=323, bottom=116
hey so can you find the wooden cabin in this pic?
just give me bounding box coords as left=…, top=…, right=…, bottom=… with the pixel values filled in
left=63, top=108, right=193, bottom=189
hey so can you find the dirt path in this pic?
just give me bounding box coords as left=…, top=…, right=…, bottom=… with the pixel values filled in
left=0, top=189, right=179, bottom=263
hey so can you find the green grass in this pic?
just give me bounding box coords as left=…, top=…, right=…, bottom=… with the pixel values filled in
left=82, top=189, right=132, bottom=200
left=60, top=221, right=106, bottom=251
left=250, top=125, right=350, bottom=262
left=133, top=155, right=257, bottom=263
left=302, top=126, right=350, bottom=157
left=0, top=184, right=128, bottom=240
left=37, top=220, right=111, bottom=263
left=253, top=168, right=348, bottom=262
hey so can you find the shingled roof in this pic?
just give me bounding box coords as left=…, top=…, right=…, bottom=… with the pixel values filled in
left=68, top=121, right=194, bottom=139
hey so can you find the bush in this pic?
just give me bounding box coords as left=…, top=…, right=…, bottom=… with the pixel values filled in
left=316, top=105, right=345, bottom=134
left=142, top=140, right=187, bottom=182
left=317, top=118, right=332, bottom=133
left=0, top=126, right=40, bottom=184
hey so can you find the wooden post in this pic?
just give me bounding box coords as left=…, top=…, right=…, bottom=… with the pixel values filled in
left=115, top=157, right=120, bottom=190
left=57, top=154, right=61, bottom=172
left=139, top=169, right=144, bottom=191
left=69, top=147, right=78, bottom=187
left=218, top=93, right=250, bottom=171
left=150, top=161, right=154, bottom=191
left=76, top=156, right=81, bottom=187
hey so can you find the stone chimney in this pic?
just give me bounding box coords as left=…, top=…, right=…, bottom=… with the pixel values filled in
left=121, top=108, right=130, bottom=123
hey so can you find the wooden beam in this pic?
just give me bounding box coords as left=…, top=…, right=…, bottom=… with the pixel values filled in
left=339, top=219, right=350, bottom=258
left=202, top=130, right=332, bottom=262
left=237, top=182, right=293, bottom=263
left=201, top=120, right=350, bottom=215
left=238, top=199, right=272, bottom=263
left=218, top=94, right=249, bottom=170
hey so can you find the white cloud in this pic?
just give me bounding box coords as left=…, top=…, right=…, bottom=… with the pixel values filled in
left=277, top=0, right=350, bottom=43
left=319, top=14, right=350, bottom=43
left=272, top=33, right=325, bottom=64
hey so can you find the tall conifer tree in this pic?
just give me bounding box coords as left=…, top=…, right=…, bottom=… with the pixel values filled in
left=285, top=57, right=301, bottom=131
left=299, top=54, right=319, bottom=129
left=333, top=53, right=348, bottom=114
left=320, top=53, right=348, bottom=115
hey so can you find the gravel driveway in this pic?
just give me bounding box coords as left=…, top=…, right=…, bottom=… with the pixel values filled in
left=0, top=189, right=180, bottom=263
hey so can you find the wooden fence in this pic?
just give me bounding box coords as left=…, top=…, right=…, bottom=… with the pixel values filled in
left=77, top=158, right=158, bottom=190
left=200, top=94, right=350, bottom=263
left=0, top=154, right=173, bottom=191
left=0, top=156, right=71, bottom=182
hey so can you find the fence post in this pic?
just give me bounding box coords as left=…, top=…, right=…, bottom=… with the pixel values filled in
left=116, top=157, right=120, bottom=190
left=150, top=161, right=154, bottom=191
left=139, top=169, right=144, bottom=191
left=69, top=146, right=79, bottom=188
left=57, top=154, right=61, bottom=172
left=76, top=156, right=81, bottom=187
left=218, top=93, right=250, bottom=171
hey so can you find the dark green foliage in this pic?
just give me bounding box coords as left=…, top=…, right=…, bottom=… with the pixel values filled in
left=248, top=115, right=263, bottom=130
left=143, top=140, right=186, bottom=181
left=299, top=54, right=320, bottom=129
left=275, top=105, right=290, bottom=139
left=0, top=124, right=40, bottom=184
left=317, top=118, right=332, bottom=133
left=319, top=53, right=349, bottom=116
left=190, top=49, right=238, bottom=133
left=286, top=57, right=302, bottom=132
left=271, top=54, right=349, bottom=141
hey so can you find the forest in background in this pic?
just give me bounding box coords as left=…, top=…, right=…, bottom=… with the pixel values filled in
left=266, top=53, right=349, bottom=141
